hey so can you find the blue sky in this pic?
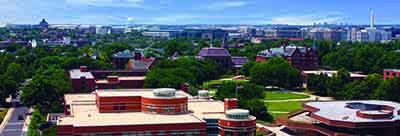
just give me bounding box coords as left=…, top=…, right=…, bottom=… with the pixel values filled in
left=0, top=0, right=399, bottom=25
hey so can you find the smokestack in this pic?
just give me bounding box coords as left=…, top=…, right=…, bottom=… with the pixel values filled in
left=369, top=8, right=374, bottom=29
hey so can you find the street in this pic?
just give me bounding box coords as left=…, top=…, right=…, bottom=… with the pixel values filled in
left=0, top=106, right=28, bottom=136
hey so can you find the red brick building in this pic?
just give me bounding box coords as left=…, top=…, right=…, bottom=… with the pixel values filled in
left=69, top=66, right=145, bottom=93
left=384, top=69, right=400, bottom=80
left=256, top=46, right=318, bottom=70
left=55, top=89, right=256, bottom=136
left=277, top=101, right=400, bottom=136
left=112, top=50, right=155, bottom=70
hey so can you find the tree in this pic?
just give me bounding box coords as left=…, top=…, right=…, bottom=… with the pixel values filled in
left=326, top=69, right=351, bottom=98
left=27, top=109, right=45, bottom=136
left=20, top=67, right=71, bottom=112
left=307, top=73, right=329, bottom=96
left=343, top=74, right=382, bottom=100
left=4, top=62, right=26, bottom=83
left=250, top=57, right=302, bottom=88
left=240, top=61, right=256, bottom=77
left=0, top=53, right=16, bottom=74
left=375, top=77, right=400, bottom=102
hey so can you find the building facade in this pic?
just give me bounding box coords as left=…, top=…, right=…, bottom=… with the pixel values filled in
left=383, top=69, right=400, bottom=80
left=69, top=66, right=146, bottom=93
left=277, top=101, right=400, bottom=136
left=256, top=46, right=318, bottom=70
left=198, top=48, right=232, bottom=72
left=54, top=89, right=256, bottom=136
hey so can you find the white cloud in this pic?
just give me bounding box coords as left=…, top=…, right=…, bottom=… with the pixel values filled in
left=138, top=14, right=200, bottom=24
left=207, top=1, right=248, bottom=10
left=65, top=0, right=144, bottom=8
left=259, top=14, right=346, bottom=25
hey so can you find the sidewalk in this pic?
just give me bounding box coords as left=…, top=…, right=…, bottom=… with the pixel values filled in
left=0, top=108, right=14, bottom=133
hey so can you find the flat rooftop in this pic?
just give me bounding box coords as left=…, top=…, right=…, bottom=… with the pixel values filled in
left=94, top=89, right=191, bottom=98
left=69, top=69, right=95, bottom=79
left=306, top=100, right=400, bottom=123
left=95, top=76, right=145, bottom=84
left=385, top=69, right=400, bottom=72
left=303, top=70, right=367, bottom=78
left=59, top=104, right=204, bottom=127
left=59, top=89, right=227, bottom=127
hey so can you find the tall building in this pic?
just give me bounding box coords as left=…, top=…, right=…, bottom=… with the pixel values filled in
left=356, top=9, right=392, bottom=42
left=278, top=100, right=400, bottom=136
left=53, top=89, right=256, bottom=136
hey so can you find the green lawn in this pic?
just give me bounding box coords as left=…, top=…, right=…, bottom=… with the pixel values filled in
left=264, top=91, right=310, bottom=100
left=0, top=108, right=8, bottom=124
left=265, top=101, right=305, bottom=112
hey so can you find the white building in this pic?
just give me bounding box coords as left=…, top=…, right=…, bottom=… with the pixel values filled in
left=356, top=9, right=392, bottom=43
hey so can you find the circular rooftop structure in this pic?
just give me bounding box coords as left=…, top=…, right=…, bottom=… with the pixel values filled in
left=153, top=88, right=176, bottom=97
left=226, top=109, right=250, bottom=120
left=198, top=90, right=210, bottom=98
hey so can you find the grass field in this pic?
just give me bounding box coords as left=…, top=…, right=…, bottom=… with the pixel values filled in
left=264, top=91, right=310, bottom=100
left=0, top=108, right=8, bottom=124
left=265, top=101, right=305, bottom=112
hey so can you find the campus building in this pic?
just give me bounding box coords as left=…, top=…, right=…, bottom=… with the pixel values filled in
left=69, top=66, right=146, bottom=93
left=383, top=69, right=400, bottom=80
left=197, top=48, right=248, bottom=72
left=54, top=89, right=256, bottom=136
left=112, top=50, right=155, bottom=70
left=277, top=101, right=400, bottom=136
left=256, top=45, right=318, bottom=70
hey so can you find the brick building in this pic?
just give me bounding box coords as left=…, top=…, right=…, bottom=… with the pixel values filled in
left=69, top=66, right=145, bottom=93
left=197, top=48, right=248, bottom=72
left=383, top=69, right=400, bottom=80
left=256, top=45, right=318, bottom=70
left=54, top=89, right=256, bottom=136
left=112, top=50, right=155, bottom=70
left=277, top=101, right=400, bottom=136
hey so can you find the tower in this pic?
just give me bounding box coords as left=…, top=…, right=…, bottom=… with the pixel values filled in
left=223, top=32, right=229, bottom=48
left=369, top=8, right=375, bottom=29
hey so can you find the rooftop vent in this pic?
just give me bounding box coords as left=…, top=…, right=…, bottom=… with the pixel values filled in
left=226, top=109, right=250, bottom=120
left=153, top=88, right=176, bottom=97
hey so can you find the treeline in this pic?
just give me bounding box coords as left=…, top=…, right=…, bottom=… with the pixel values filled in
left=144, top=57, right=222, bottom=89
left=307, top=70, right=400, bottom=102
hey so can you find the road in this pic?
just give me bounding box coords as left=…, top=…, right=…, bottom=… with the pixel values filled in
left=0, top=106, right=28, bottom=136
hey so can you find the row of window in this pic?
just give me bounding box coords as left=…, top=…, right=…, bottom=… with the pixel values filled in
left=144, top=104, right=188, bottom=113
left=79, top=130, right=202, bottom=136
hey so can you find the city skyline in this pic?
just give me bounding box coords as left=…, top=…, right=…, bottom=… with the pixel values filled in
left=1, top=0, right=400, bottom=25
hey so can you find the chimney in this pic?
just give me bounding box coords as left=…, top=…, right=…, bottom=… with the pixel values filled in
left=107, top=76, right=119, bottom=83
left=80, top=66, right=88, bottom=72
left=370, top=8, right=375, bottom=29
left=224, top=98, right=238, bottom=113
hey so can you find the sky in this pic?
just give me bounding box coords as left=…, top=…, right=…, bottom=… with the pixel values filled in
left=0, top=0, right=399, bottom=25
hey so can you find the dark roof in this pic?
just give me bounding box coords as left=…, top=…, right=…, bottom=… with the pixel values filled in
left=198, top=48, right=231, bottom=57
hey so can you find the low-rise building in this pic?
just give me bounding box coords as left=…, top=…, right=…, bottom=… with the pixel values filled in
left=277, top=101, right=400, bottom=136
left=55, top=89, right=256, bottom=136
left=256, top=45, right=318, bottom=70
left=69, top=66, right=146, bottom=93
left=383, top=69, right=400, bottom=80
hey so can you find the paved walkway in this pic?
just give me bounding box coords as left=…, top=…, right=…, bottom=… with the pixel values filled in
left=0, top=107, right=28, bottom=136
left=257, top=124, right=293, bottom=136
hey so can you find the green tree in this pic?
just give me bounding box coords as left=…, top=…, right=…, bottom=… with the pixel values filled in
left=375, top=77, right=400, bottom=102
left=4, top=62, right=26, bottom=83
left=240, top=61, right=256, bottom=77
left=20, top=67, right=71, bottom=112
left=343, top=74, right=382, bottom=100
left=326, top=69, right=351, bottom=98
left=307, top=73, right=329, bottom=96
left=250, top=57, right=302, bottom=88
left=27, top=110, right=45, bottom=136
